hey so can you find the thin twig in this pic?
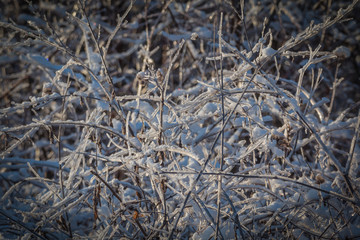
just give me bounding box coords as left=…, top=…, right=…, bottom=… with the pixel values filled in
left=1, top=120, right=141, bottom=151
left=215, top=12, right=224, bottom=240
left=0, top=209, right=48, bottom=240
left=345, top=109, right=360, bottom=175
left=160, top=171, right=357, bottom=205
left=78, top=0, right=115, bottom=95
left=103, top=0, right=134, bottom=59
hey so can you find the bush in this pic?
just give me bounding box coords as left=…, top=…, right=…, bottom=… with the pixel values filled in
left=1, top=0, right=359, bottom=239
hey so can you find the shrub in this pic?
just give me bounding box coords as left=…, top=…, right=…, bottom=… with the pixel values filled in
left=0, top=0, right=359, bottom=239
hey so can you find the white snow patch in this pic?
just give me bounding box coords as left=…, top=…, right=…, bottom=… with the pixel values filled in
left=271, top=145, right=284, bottom=158
left=162, top=31, right=190, bottom=41
left=96, top=100, right=110, bottom=111
left=255, top=74, right=268, bottom=85
left=252, top=127, right=267, bottom=141
left=267, top=200, right=283, bottom=211
left=333, top=46, right=350, bottom=58
left=172, top=84, right=202, bottom=97
left=304, top=189, right=318, bottom=201
left=261, top=46, right=277, bottom=57
left=199, top=102, right=218, bottom=116
left=112, top=119, right=122, bottom=131
left=129, top=137, right=142, bottom=149
left=194, top=26, right=212, bottom=39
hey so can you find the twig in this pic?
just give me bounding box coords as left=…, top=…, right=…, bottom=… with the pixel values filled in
left=326, top=63, right=342, bottom=123
left=0, top=209, right=48, bottom=240
left=160, top=171, right=357, bottom=205
left=0, top=127, right=39, bottom=158
left=57, top=75, right=72, bottom=238
left=0, top=120, right=141, bottom=151
left=345, top=109, right=360, bottom=176
left=103, top=0, right=134, bottom=59
left=222, top=190, right=248, bottom=239
left=215, top=12, right=224, bottom=240
left=78, top=0, right=115, bottom=96
left=90, top=170, right=123, bottom=204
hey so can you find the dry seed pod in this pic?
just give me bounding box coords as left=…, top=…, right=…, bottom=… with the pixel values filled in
left=136, top=72, right=147, bottom=87
left=42, top=82, right=53, bottom=96
left=156, top=68, right=164, bottom=85
left=133, top=71, right=148, bottom=94
left=315, top=174, right=325, bottom=185
left=191, top=32, right=198, bottom=40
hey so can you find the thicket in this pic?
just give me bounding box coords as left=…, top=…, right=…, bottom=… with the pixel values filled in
left=0, top=0, right=360, bottom=239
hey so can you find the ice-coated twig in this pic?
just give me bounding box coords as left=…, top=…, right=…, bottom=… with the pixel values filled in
left=215, top=12, right=225, bottom=240
left=0, top=127, right=38, bottom=158
left=345, top=109, right=360, bottom=176
left=103, top=0, right=135, bottom=59
left=1, top=120, right=141, bottom=151
left=161, top=171, right=357, bottom=205
left=0, top=209, right=47, bottom=240
left=222, top=189, right=248, bottom=239
left=78, top=0, right=115, bottom=94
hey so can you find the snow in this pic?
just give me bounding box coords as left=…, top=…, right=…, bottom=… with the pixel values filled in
left=96, top=100, right=110, bottom=111
left=269, top=140, right=284, bottom=157
left=123, top=100, right=154, bottom=118
left=254, top=74, right=268, bottom=86
left=194, top=26, right=212, bottom=39
left=267, top=200, right=283, bottom=211
left=1, top=1, right=359, bottom=239
left=261, top=46, right=277, bottom=57
left=198, top=102, right=218, bottom=115
left=304, top=189, right=318, bottom=201
left=21, top=53, right=86, bottom=83
left=86, top=46, right=101, bottom=74
left=172, top=84, right=202, bottom=97
left=252, top=126, right=268, bottom=141
left=162, top=31, right=191, bottom=41
left=129, top=137, right=142, bottom=149
left=333, top=46, right=351, bottom=58
left=112, top=119, right=122, bottom=131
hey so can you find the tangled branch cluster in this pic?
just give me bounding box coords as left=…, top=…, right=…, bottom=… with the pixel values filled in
left=0, top=0, right=359, bottom=239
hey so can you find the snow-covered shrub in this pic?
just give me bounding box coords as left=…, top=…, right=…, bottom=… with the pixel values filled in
left=0, top=0, right=359, bottom=239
